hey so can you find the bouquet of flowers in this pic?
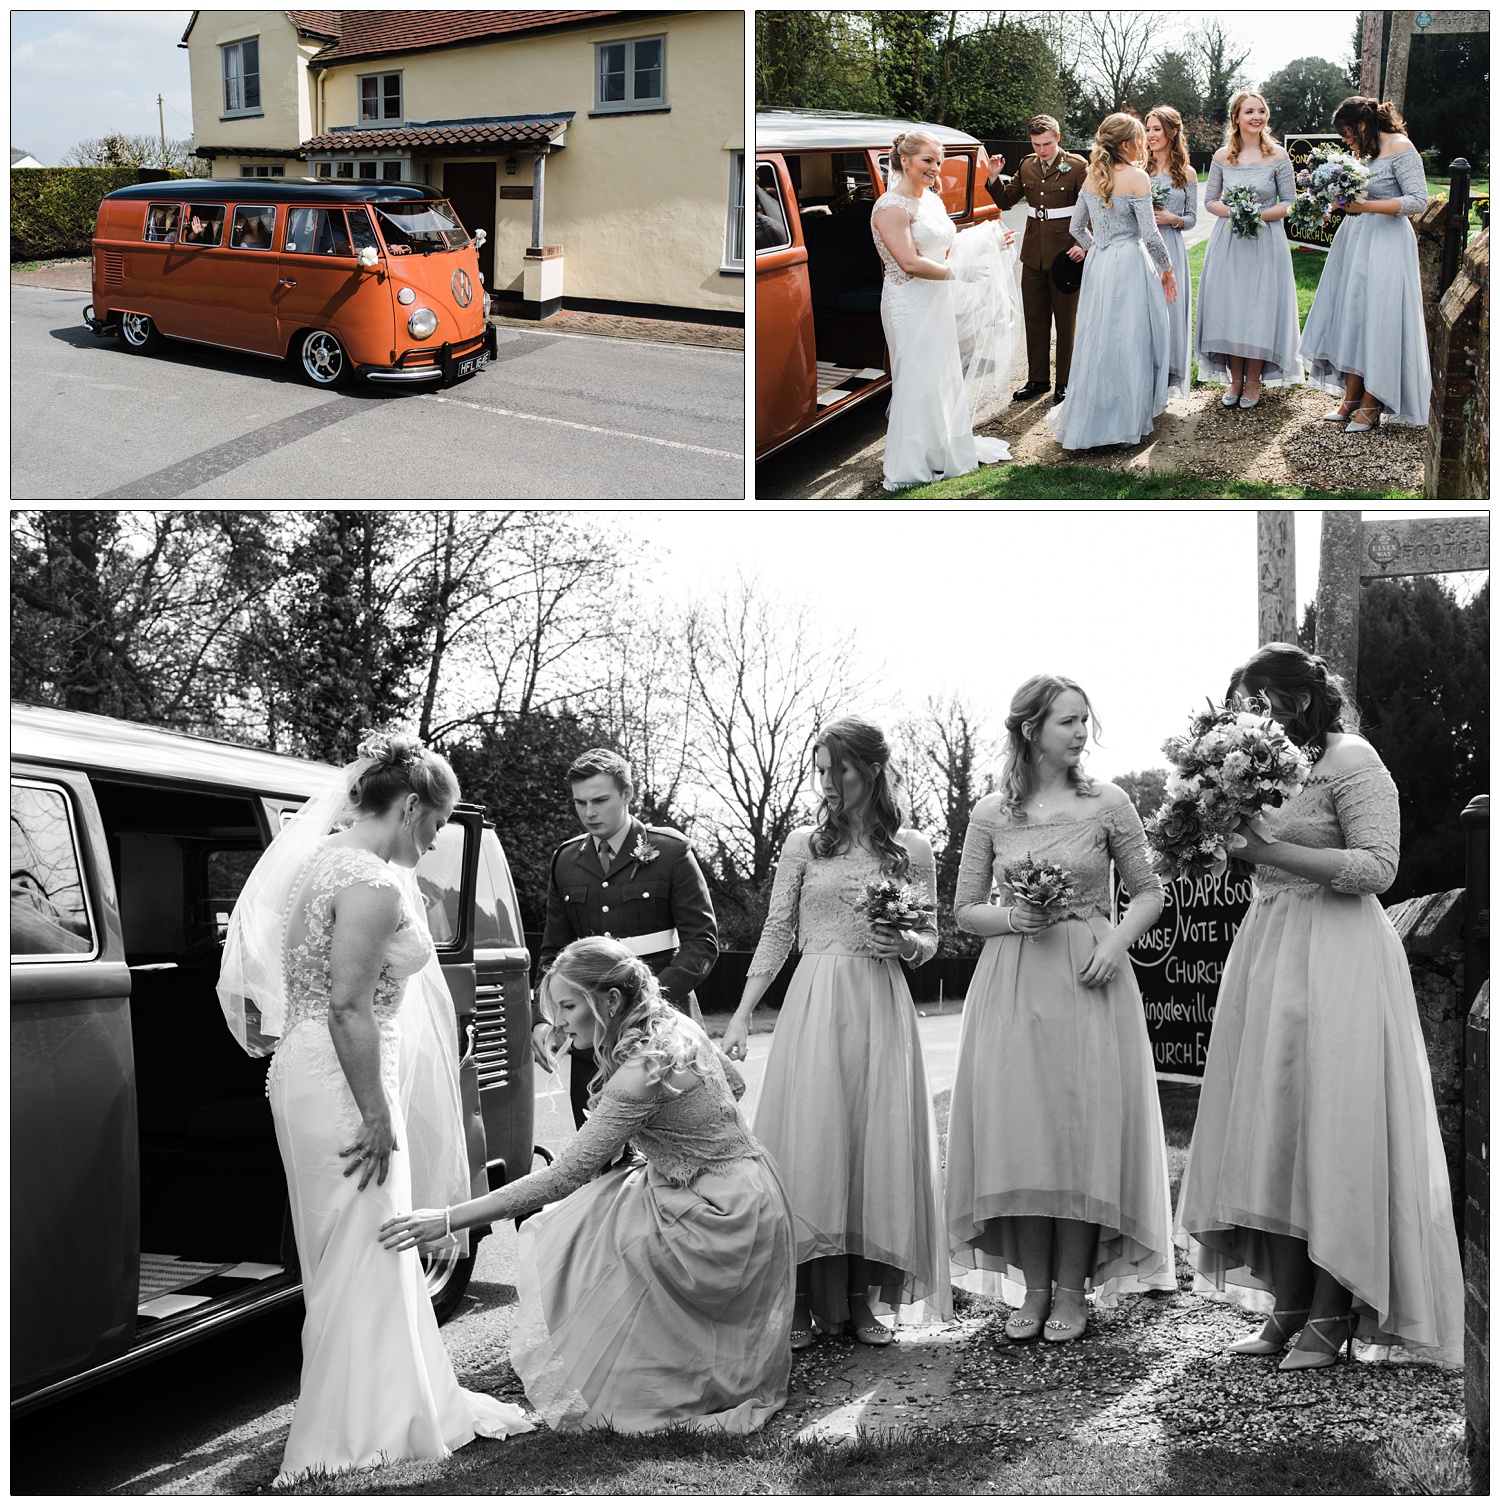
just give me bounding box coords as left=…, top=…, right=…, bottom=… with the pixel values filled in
left=855, top=876, right=932, bottom=930
left=1285, top=191, right=1329, bottom=242
left=1150, top=179, right=1169, bottom=209
left=1001, top=854, right=1079, bottom=940
left=1223, top=184, right=1265, bottom=239
left=1145, top=699, right=1313, bottom=880
left=1295, top=144, right=1371, bottom=220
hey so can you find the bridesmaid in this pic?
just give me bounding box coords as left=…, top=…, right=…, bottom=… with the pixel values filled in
left=1196, top=90, right=1304, bottom=406
left=1301, top=97, right=1432, bottom=431
left=946, top=676, right=1174, bottom=1343
left=722, top=715, right=950, bottom=1347
left=1145, top=104, right=1199, bottom=397
left=1177, top=644, right=1464, bottom=1371
left=1047, top=113, right=1177, bottom=451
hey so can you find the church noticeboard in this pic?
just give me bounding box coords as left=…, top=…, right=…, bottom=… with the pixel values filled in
left=1118, top=868, right=1254, bottom=1080
left=1284, top=135, right=1343, bottom=252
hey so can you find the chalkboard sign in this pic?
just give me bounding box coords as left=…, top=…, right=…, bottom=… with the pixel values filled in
left=1284, top=133, right=1343, bottom=251
left=1118, top=868, right=1254, bottom=1081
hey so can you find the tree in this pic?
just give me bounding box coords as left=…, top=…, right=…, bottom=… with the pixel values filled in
left=871, top=11, right=940, bottom=119
left=754, top=11, right=882, bottom=113
left=1114, top=768, right=1169, bottom=822
left=1143, top=48, right=1205, bottom=120
left=1299, top=577, right=1489, bottom=903
left=1070, top=11, right=1170, bottom=116
left=944, top=15, right=1065, bottom=139
left=1260, top=56, right=1351, bottom=136
left=64, top=133, right=198, bottom=172
left=1190, top=18, right=1252, bottom=129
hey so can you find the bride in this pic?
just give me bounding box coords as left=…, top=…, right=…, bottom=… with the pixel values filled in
left=872, top=129, right=1021, bottom=492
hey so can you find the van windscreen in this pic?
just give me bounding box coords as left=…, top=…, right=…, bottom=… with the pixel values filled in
left=375, top=200, right=471, bottom=255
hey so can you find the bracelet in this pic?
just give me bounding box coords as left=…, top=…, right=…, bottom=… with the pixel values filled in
left=444, top=1207, right=452, bottom=1239
left=1004, top=905, right=1016, bottom=934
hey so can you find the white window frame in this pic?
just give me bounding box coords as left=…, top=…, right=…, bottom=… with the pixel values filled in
left=221, top=38, right=262, bottom=119
left=591, top=35, right=667, bottom=115
left=723, top=149, right=745, bottom=273
left=311, top=156, right=419, bottom=183
left=239, top=163, right=286, bottom=178
left=358, top=70, right=404, bottom=126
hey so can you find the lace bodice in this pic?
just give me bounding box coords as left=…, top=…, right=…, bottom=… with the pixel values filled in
left=748, top=828, right=940, bottom=975
left=1149, top=171, right=1198, bottom=230
left=1206, top=156, right=1296, bottom=210
left=1252, top=745, right=1400, bottom=897
left=483, top=1049, right=764, bottom=1211
left=1362, top=146, right=1429, bottom=216
left=1068, top=190, right=1172, bottom=273
left=281, top=845, right=430, bottom=1036
left=953, top=793, right=1164, bottom=930
left=872, top=188, right=955, bottom=285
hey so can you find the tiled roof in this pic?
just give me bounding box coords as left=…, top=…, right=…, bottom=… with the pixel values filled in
left=302, top=115, right=573, bottom=154
left=285, top=11, right=630, bottom=65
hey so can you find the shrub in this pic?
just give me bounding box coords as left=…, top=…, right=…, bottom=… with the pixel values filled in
left=11, top=167, right=185, bottom=262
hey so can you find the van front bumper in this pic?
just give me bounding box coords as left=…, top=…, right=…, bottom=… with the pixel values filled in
left=356, top=324, right=498, bottom=386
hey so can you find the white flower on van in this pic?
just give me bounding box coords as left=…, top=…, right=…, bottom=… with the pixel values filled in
left=357, top=245, right=379, bottom=268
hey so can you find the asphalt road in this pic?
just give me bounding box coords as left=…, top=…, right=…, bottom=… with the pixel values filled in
left=9, top=1013, right=963, bottom=1494
left=11, top=287, right=745, bottom=502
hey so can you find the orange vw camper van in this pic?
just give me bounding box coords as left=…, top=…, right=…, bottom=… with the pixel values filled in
left=84, top=181, right=498, bottom=388
left=755, top=110, right=999, bottom=460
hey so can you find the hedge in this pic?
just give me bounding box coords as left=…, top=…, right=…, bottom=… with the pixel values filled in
left=11, top=167, right=186, bottom=263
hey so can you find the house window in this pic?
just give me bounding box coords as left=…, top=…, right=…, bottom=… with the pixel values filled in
left=593, top=36, right=666, bottom=114
left=382, top=161, right=402, bottom=181
left=359, top=72, right=402, bottom=124
left=313, top=158, right=407, bottom=181
left=222, top=39, right=261, bottom=116
left=723, top=150, right=745, bottom=272
left=239, top=163, right=285, bottom=178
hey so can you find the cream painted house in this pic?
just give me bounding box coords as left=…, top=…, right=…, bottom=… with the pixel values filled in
left=181, top=10, right=745, bottom=321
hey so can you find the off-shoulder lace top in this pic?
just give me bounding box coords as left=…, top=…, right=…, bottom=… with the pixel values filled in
left=1206, top=155, right=1296, bottom=212
left=280, top=845, right=430, bottom=1035
left=1149, top=171, right=1198, bottom=230
left=748, top=827, right=940, bottom=976
left=1068, top=190, right=1173, bottom=273
left=872, top=188, right=955, bottom=286
left=1253, top=744, right=1400, bottom=897
left=1362, top=146, right=1429, bottom=217
left=481, top=1050, right=764, bottom=1214
left=953, top=793, right=1165, bottom=931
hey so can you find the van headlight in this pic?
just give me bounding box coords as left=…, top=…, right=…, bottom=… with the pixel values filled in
left=408, top=307, right=438, bottom=339
left=482, top=291, right=491, bottom=316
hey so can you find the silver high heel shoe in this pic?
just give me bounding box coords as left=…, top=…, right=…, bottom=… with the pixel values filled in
left=1346, top=402, right=1381, bottom=433
left=1238, top=378, right=1262, bottom=409
left=1220, top=384, right=1243, bottom=407
left=1322, top=400, right=1357, bottom=421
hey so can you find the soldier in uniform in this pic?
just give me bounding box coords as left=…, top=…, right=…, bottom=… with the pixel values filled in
left=981, top=114, right=1090, bottom=405
left=531, top=748, right=719, bottom=1129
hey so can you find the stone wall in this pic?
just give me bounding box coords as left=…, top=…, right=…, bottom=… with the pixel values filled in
left=1422, top=219, right=1490, bottom=500
left=1465, top=980, right=1489, bottom=1493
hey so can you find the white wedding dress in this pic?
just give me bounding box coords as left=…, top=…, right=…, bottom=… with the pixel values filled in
left=873, top=187, right=1019, bottom=492
left=268, top=845, right=533, bottom=1484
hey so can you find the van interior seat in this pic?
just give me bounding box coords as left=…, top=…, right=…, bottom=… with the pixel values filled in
left=800, top=212, right=884, bottom=317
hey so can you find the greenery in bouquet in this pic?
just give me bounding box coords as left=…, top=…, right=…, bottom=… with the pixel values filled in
left=1296, top=144, right=1371, bottom=218
left=1001, top=854, right=1079, bottom=920
left=1147, top=699, right=1313, bottom=880
left=1223, top=184, right=1264, bottom=239
left=1286, top=192, right=1329, bottom=241
left=855, top=875, right=932, bottom=930
left=1150, top=179, right=1169, bottom=209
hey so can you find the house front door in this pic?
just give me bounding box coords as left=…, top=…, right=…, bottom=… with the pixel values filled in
left=442, top=162, right=496, bottom=290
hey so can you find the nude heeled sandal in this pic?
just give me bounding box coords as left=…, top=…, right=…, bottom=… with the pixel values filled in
left=1043, top=1286, right=1089, bottom=1342
left=1004, top=1286, right=1052, bottom=1342
left=1279, top=1313, right=1359, bottom=1372
left=1226, top=1308, right=1310, bottom=1356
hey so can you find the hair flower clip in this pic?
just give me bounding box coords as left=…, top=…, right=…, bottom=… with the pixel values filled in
left=631, top=835, right=661, bottom=865
left=356, top=731, right=392, bottom=762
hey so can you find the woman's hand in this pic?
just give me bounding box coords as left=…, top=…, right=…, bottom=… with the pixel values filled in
left=1162, top=266, right=1178, bottom=304
left=869, top=920, right=915, bottom=960
left=1002, top=226, right=1016, bottom=248
left=1066, top=245, right=1086, bottom=263
left=1153, top=207, right=1173, bottom=226
left=1229, top=814, right=1278, bottom=866
left=378, top=1209, right=450, bottom=1253
left=340, top=1113, right=398, bottom=1191
left=1078, top=934, right=1130, bottom=989
left=722, top=1015, right=751, bottom=1062
left=1209, top=201, right=1228, bottom=217
left=530, top=1020, right=556, bottom=1073
left=1009, top=900, right=1054, bottom=937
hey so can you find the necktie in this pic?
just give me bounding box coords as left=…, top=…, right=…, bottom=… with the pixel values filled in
left=597, top=839, right=612, bottom=871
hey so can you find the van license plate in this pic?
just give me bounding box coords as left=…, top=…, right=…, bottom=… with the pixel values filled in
left=458, top=352, right=488, bottom=378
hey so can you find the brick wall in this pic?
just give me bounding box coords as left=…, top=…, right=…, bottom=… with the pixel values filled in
left=1423, top=221, right=1490, bottom=500
left=1465, top=979, right=1489, bottom=1492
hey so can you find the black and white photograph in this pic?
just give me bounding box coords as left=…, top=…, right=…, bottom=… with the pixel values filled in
left=9, top=507, right=1487, bottom=1494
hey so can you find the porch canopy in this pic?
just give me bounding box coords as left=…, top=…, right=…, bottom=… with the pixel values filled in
left=300, top=113, right=570, bottom=157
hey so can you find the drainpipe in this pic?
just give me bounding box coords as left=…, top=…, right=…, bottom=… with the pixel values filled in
left=522, top=144, right=562, bottom=319
left=530, top=147, right=547, bottom=251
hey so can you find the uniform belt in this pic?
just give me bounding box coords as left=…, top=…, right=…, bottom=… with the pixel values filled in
left=612, top=927, right=679, bottom=956
left=1027, top=205, right=1066, bottom=220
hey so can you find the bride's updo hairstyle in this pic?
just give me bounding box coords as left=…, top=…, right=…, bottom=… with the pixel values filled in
left=347, top=729, right=459, bottom=816
left=810, top=715, right=911, bottom=876
left=891, top=128, right=944, bottom=185
left=1224, top=642, right=1359, bottom=758
left=1088, top=112, right=1145, bottom=207
left=540, top=937, right=716, bottom=1100
left=997, top=674, right=1100, bottom=818
left=1330, top=95, right=1406, bottom=159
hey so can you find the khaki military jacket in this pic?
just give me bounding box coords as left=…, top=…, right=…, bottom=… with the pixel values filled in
left=987, top=150, right=1090, bottom=271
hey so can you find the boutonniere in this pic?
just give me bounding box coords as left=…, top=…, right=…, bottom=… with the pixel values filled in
left=1058, top=161, right=1072, bottom=174
left=631, top=835, right=661, bottom=865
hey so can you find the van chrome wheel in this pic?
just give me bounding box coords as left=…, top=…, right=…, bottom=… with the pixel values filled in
left=119, top=311, right=161, bottom=354
left=422, top=1239, right=479, bottom=1325
left=298, top=330, right=347, bottom=387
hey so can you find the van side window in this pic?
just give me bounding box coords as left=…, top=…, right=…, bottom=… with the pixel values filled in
left=938, top=155, right=972, bottom=219
left=415, top=824, right=464, bottom=947
left=285, top=207, right=353, bottom=258
left=11, top=781, right=96, bottom=960
left=143, top=203, right=181, bottom=243
left=203, top=848, right=261, bottom=943
left=230, top=206, right=276, bottom=250
left=474, top=831, right=522, bottom=948
left=346, top=208, right=380, bottom=253
left=182, top=205, right=226, bottom=246
left=754, top=162, right=791, bottom=254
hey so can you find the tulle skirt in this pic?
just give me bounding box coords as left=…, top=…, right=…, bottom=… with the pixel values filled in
left=269, top=1023, right=531, bottom=1485
left=753, top=952, right=952, bottom=1327
left=1175, top=885, right=1464, bottom=1366
left=510, top=1157, right=795, bottom=1432
left=946, top=919, right=1175, bottom=1304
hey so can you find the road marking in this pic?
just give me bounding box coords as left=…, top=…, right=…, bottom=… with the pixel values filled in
left=501, top=327, right=743, bottom=356
left=418, top=392, right=742, bottom=459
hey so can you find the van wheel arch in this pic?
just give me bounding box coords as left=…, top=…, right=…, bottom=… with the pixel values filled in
left=292, top=327, right=351, bottom=389
left=118, top=311, right=162, bottom=355
left=423, top=1232, right=482, bottom=1323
